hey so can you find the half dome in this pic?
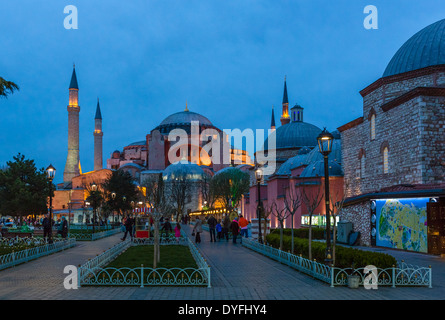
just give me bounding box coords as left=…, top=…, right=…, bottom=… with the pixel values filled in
left=383, top=19, right=445, bottom=77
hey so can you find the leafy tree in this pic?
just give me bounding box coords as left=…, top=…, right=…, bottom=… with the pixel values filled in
left=101, top=170, right=139, bottom=220
left=212, top=167, right=250, bottom=209
left=0, top=154, right=50, bottom=223
left=0, top=77, right=19, bottom=98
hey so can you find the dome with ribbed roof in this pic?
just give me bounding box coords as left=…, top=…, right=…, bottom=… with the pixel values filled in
left=383, top=19, right=445, bottom=77
left=154, top=110, right=216, bottom=134
left=263, top=121, right=322, bottom=150
left=162, top=160, right=205, bottom=181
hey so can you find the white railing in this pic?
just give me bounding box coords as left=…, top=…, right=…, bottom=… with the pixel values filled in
left=0, top=238, right=76, bottom=271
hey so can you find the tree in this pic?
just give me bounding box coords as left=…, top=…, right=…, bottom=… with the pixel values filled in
left=0, top=77, right=19, bottom=98
left=101, top=170, right=139, bottom=221
left=268, top=201, right=289, bottom=251
left=0, top=153, right=50, bottom=223
left=283, top=186, right=302, bottom=254
left=84, top=183, right=104, bottom=231
left=301, top=180, right=323, bottom=260
left=142, top=173, right=174, bottom=268
left=212, top=168, right=250, bottom=210
left=199, top=172, right=216, bottom=209
left=166, top=175, right=193, bottom=222
left=328, top=182, right=348, bottom=266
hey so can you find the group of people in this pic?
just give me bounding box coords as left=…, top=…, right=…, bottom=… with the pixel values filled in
left=192, top=214, right=250, bottom=244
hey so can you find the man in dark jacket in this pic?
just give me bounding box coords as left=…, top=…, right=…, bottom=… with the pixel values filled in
left=161, top=218, right=172, bottom=237
left=207, top=215, right=217, bottom=242
left=230, top=218, right=240, bottom=244
left=222, top=214, right=231, bottom=242
left=42, top=214, right=52, bottom=242
left=121, top=214, right=134, bottom=241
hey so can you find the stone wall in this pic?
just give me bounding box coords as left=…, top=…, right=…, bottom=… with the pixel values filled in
left=339, top=201, right=371, bottom=246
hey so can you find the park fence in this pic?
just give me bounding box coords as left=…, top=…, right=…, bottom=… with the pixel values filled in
left=241, top=238, right=432, bottom=288
left=0, top=238, right=76, bottom=271
left=78, top=232, right=211, bottom=287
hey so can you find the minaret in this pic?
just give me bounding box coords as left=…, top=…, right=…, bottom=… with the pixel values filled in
left=280, top=76, right=290, bottom=125
left=94, top=98, right=103, bottom=171
left=270, top=105, right=276, bottom=131
left=63, top=65, right=81, bottom=184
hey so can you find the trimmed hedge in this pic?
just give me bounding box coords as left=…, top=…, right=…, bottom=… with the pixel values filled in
left=266, top=233, right=397, bottom=269
left=269, top=228, right=325, bottom=240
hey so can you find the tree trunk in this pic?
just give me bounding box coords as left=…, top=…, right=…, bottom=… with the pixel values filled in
left=332, top=218, right=337, bottom=266
left=308, top=215, right=313, bottom=260
left=279, top=221, right=284, bottom=251
left=291, top=216, right=294, bottom=254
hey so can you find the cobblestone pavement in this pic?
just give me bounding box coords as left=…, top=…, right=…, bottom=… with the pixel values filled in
left=0, top=226, right=443, bottom=300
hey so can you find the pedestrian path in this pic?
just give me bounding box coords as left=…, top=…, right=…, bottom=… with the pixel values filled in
left=0, top=226, right=444, bottom=300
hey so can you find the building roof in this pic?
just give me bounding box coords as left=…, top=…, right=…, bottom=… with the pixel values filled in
left=159, top=110, right=213, bottom=127
left=275, top=153, right=309, bottom=176
left=95, top=99, right=102, bottom=119
left=383, top=19, right=445, bottom=77
left=263, top=121, right=322, bottom=151
left=299, top=159, right=343, bottom=178
left=69, top=66, right=78, bottom=89
left=162, top=160, right=205, bottom=181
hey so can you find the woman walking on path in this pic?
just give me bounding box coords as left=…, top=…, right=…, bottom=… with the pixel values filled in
left=174, top=223, right=181, bottom=243
left=222, top=214, right=231, bottom=242
left=192, top=217, right=203, bottom=243
left=230, top=218, right=240, bottom=244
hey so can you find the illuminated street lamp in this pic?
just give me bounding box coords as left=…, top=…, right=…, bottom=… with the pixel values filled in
left=255, top=166, right=263, bottom=244
left=317, top=128, right=334, bottom=266
left=46, top=164, right=56, bottom=244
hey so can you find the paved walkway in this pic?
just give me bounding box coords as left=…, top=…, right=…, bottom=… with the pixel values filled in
left=0, top=226, right=443, bottom=300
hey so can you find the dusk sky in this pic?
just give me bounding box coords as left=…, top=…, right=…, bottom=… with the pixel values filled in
left=1, top=0, right=444, bottom=184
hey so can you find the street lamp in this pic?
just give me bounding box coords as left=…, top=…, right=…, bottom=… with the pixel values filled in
left=255, top=166, right=263, bottom=244
left=317, top=128, right=334, bottom=266
left=46, top=164, right=56, bottom=244
left=90, top=183, right=98, bottom=234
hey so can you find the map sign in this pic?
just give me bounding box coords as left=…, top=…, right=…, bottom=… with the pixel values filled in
left=375, top=198, right=428, bottom=253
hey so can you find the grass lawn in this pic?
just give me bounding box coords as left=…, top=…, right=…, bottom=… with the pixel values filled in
left=105, top=245, right=198, bottom=269
left=0, top=245, right=39, bottom=256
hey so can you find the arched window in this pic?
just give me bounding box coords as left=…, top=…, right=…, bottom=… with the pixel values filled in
left=370, top=114, right=376, bottom=140
left=360, top=155, right=366, bottom=178
left=383, top=147, right=389, bottom=174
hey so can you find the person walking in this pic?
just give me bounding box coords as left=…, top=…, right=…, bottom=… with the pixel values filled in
left=59, top=216, right=69, bottom=239
left=121, top=214, right=134, bottom=241
left=42, top=214, right=52, bottom=242
left=207, top=215, right=217, bottom=242
left=161, top=218, right=172, bottom=237
left=174, top=223, right=181, bottom=243
left=222, top=214, right=231, bottom=242
left=230, top=217, right=240, bottom=244
left=238, top=215, right=249, bottom=241
left=216, top=219, right=222, bottom=242
left=192, top=217, right=203, bottom=244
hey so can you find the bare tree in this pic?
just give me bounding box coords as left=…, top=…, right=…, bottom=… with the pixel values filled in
left=199, top=172, right=216, bottom=209
left=166, top=176, right=194, bottom=223
left=328, top=181, right=348, bottom=266
left=283, top=186, right=302, bottom=254
left=301, top=180, right=323, bottom=260
left=269, top=201, right=290, bottom=251
left=141, top=173, right=173, bottom=268
left=262, top=203, right=273, bottom=244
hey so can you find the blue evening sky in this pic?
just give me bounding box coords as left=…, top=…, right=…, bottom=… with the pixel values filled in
left=0, top=0, right=444, bottom=184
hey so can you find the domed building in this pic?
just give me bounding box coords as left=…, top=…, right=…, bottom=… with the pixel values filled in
left=339, top=18, right=445, bottom=253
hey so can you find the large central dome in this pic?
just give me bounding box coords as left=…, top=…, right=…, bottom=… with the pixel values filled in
left=154, top=109, right=215, bottom=134
left=383, top=19, right=445, bottom=77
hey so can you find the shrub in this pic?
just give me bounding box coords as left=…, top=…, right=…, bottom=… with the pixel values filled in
left=265, top=233, right=396, bottom=269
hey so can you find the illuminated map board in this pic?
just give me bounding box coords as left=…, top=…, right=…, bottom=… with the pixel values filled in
left=375, top=198, right=428, bottom=253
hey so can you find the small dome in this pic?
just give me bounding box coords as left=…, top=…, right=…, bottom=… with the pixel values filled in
left=300, top=160, right=343, bottom=178
left=303, top=138, right=342, bottom=165
left=162, top=160, right=204, bottom=181
left=383, top=19, right=445, bottom=77
left=263, top=121, right=322, bottom=150
left=276, top=153, right=309, bottom=176
left=298, top=146, right=312, bottom=155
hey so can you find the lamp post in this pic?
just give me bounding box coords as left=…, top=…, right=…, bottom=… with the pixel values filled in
left=111, top=192, right=116, bottom=224
left=46, top=164, right=56, bottom=244
left=90, top=183, right=98, bottom=234
left=317, top=128, right=334, bottom=266
left=255, top=167, right=263, bottom=244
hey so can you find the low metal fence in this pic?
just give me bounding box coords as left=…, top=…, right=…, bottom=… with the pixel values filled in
left=69, top=227, right=122, bottom=241
left=0, top=238, right=76, bottom=271
left=78, top=232, right=210, bottom=287
left=242, top=238, right=432, bottom=288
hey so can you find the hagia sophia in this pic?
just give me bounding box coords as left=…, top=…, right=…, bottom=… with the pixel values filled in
left=53, top=18, right=445, bottom=255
